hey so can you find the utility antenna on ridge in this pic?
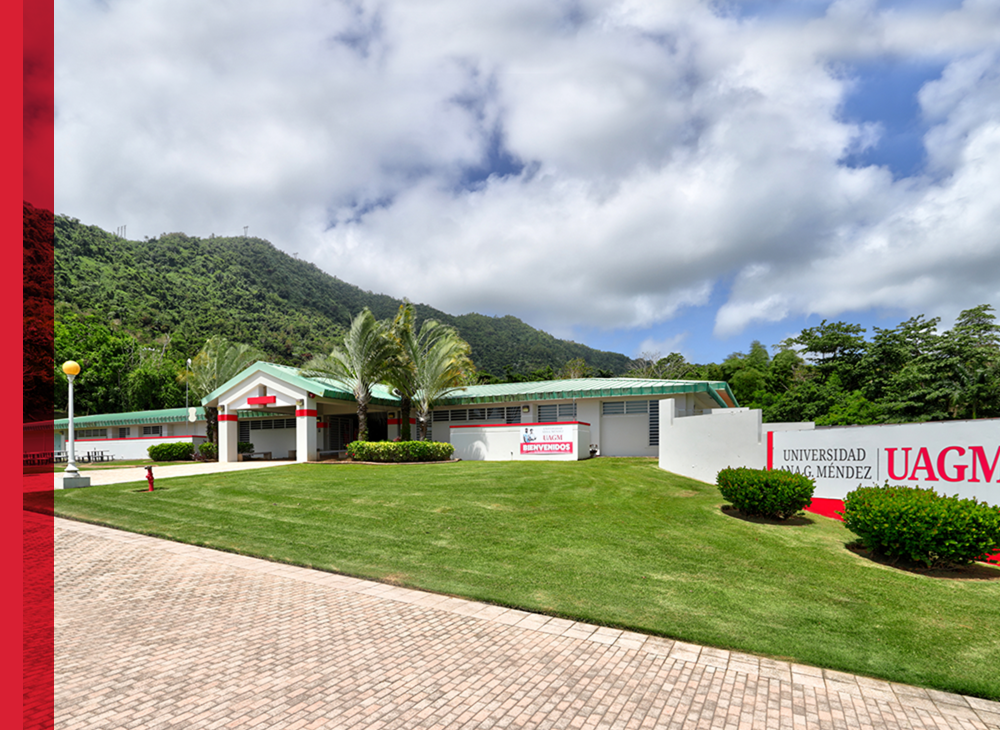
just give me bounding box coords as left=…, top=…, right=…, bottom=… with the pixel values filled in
left=244, top=226, right=248, bottom=237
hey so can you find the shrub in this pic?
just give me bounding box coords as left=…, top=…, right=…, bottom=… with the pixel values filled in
left=199, top=442, right=218, bottom=459
left=347, top=440, right=455, bottom=463
left=237, top=442, right=254, bottom=454
left=843, top=484, right=1000, bottom=568
left=716, top=467, right=815, bottom=520
left=147, top=442, right=195, bottom=462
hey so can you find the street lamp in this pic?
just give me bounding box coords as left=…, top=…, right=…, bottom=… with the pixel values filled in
left=186, top=358, right=192, bottom=408
left=62, top=361, right=90, bottom=488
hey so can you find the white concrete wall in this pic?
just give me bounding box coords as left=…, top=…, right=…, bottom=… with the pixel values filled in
left=432, top=397, right=668, bottom=457
left=451, top=422, right=592, bottom=461
left=657, top=402, right=814, bottom=484
left=241, top=426, right=296, bottom=458
left=72, top=435, right=207, bottom=461
left=600, top=414, right=654, bottom=457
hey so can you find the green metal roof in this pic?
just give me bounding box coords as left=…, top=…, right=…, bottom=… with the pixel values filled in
left=436, top=378, right=738, bottom=409
left=199, top=361, right=738, bottom=410
left=53, top=407, right=206, bottom=430
left=44, top=372, right=736, bottom=430
left=200, top=361, right=399, bottom=408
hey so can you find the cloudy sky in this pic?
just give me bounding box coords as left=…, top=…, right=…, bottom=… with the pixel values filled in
left=55, top=0, right=1000, bottom=365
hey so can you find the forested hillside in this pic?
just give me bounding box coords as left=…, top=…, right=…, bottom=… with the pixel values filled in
left=40, top=207, right=999, bottom=424
left=51, top=210, right=632, bottom=414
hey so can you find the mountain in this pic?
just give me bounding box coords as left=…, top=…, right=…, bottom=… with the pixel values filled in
left=53, top=213, right=633, bottom=376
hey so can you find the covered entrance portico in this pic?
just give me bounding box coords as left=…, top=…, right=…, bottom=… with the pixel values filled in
left=202, top=362, right=396, bottom=463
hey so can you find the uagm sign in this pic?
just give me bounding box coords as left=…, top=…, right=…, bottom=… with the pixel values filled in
left=520, top=425, right=574, bottom=455
left=768, top=419, right=1000, bottom=502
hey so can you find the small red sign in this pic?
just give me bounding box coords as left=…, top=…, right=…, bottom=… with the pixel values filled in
left=520, top=441, right=574, bottom=455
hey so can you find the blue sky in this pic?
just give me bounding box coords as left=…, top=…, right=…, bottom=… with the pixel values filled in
left=54, top=0, right=1000, bottom=367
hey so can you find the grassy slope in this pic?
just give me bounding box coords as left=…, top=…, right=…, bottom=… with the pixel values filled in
left=51, top=458, right=1000, bottom=699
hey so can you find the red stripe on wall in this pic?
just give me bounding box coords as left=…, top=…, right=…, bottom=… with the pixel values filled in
left=766, top=431, right=773, bottom=470
left=803, top=498, right=999, bottom=564
left=317, top=422, right=328, bottom=428
left=450, top=421, right=591, bottom=429
left=805, top=498, right=844, bottom=521
left=296, top=409, right=318, bottom=418
left=246, top=396, right=276, bottom=405
left=387, top=418, right=417, bottom=425
left=219, top=414, right=238, bottom=422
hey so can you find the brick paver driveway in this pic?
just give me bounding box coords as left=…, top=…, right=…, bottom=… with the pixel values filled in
left=53, top=516, right=999, bottom=730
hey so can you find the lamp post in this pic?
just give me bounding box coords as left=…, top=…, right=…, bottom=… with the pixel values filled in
left=62, top=361, right=90, bottom=488
left=186, top=358, right=192, bottom=408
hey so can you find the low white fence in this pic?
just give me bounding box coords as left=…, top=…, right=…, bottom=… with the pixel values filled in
left=659, top=399, right=1000, bottom=504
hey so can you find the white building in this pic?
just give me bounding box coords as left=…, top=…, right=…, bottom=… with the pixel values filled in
left=41, top=362, right=739, bottom=463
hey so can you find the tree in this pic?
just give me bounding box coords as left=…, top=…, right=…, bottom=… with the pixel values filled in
left=181, top=336, right=265, bottom=444
left=127, top=338, right=183, bottom=412
left=300, top=308, right=396, bottom=442
left=411, top=324, right=473, bottom=441
left=558, top=357, right=592, bottom=379
left=384, top=302, right=419, bottom=441
left=790, top=320, right=867, bottom=390
left=625, top=352, right=698, bottom=380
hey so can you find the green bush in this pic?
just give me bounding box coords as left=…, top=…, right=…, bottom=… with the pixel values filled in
left=199, top=442, right=217, bottom=459
left=147, top=442, right=195, bottom=462
left=237, top=442, right=254, bottom=454
left=347, top=440, right=455, bottom=463
left=716, top=467, right=815, bottom=520
left=843, top=484, right=1000, bottom=567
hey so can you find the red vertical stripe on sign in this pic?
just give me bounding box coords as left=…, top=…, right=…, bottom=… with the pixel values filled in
left=766, top=431, right=773, bottom=470
left=21, top=0, right=55, bottom=726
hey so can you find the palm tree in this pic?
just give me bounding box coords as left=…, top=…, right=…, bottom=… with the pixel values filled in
left=180, top=337, right=265, bottom=444
left=384, top=302, right=419, bottom=441
left=411, top=323, right=473, bottom=441
left=300, top=308, right=395, bottom=442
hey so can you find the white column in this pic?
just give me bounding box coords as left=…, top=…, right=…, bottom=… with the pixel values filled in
left=219, top=409, right=238, bottom=463
left=296, top=397, right=317, bottom=463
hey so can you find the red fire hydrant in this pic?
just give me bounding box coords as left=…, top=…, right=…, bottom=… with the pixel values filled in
left=145, top=465, right=154, bottom=492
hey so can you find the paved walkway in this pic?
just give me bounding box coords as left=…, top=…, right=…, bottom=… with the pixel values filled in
left=48, top=515, right=1000, bottom=729
left=53, top=459, right=292, bottom=489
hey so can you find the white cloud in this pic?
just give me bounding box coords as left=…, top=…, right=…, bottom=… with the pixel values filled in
left=636, top=333, right=689, bottom=360
left=55, top=0, right=1000, bottom=348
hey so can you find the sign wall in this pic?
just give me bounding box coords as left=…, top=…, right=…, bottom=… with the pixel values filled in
left=769, top=419, right=1000, bottom=503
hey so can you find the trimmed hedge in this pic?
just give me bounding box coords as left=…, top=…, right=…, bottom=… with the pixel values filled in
left=147, top=442, right=195, bottom=461
left=199, top=442, right=218, bottom=459
left=347, top=440, right=455, bottom=463
left=237, top=442, right=254, bottom=454
left=843, top=484, right=1000, bottom=567
left=717, top=467, right=815, bottom=520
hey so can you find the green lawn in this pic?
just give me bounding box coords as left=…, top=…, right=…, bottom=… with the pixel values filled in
left=50, top=458, right=1000, bottom=700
